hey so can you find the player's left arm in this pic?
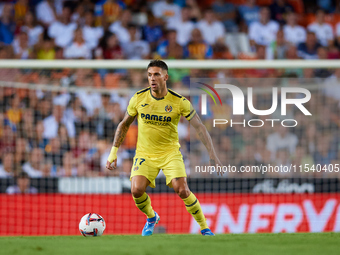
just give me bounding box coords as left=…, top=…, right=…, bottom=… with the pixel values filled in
left=180, top=96, right=223, bottom=176
left=189, top=113, right=224, bottom=176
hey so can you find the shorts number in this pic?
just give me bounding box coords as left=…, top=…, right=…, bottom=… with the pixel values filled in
left=139, top=158, right=145, bottom=165
left=134, top=158, right=145, bottom=166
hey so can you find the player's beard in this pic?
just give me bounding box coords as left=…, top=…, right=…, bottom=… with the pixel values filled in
left=150, top=81, right=165, bottom=93
left=150, top=83, right=158, bottom=91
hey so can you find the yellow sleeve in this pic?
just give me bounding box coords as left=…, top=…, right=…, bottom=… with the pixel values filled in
left=180, top=97, right=196, bottom=121
left=127, top=94, right=138, bottom=117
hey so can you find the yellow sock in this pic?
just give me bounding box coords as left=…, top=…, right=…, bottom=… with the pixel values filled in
left=182, top=192, right=208, bottom=230
left=133, top=193, right=155, bottom=218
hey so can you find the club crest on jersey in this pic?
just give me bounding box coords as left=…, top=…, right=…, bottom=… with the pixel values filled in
left=165, top=105, right=173, bottom=112
left=134, top=166, right=139, bottom=171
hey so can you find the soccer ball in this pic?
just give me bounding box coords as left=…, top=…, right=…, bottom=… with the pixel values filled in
left=79, top=213, right=106, bottom=237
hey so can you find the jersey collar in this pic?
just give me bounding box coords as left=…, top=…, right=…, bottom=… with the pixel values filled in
left=150, top=87, right=168, bottom=101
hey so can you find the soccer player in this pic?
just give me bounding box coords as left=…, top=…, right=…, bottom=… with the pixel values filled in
left=106, top=60, right=222, bottom=236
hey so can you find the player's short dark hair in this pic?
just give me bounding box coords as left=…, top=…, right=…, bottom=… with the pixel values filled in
left=147, top=60, right=168, bottom=72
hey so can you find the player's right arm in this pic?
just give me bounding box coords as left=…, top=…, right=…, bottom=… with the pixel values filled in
left=106, top=94, right=138, bottom=170
left=106, top=112, right=136, bottom=170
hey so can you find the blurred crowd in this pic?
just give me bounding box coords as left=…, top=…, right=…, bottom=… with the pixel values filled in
left=0, top=69, right=339, bottom=179
left=2, top=0, right=340, bottom=61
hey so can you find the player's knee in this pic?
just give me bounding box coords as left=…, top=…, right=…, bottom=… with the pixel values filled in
left=131, top=187, right=145, bottom=198
left=176, top=187, right=191, bottom=199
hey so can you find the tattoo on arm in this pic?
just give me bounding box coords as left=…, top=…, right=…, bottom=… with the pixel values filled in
left=190, top=114, right=216, bottom=158
left=113, top=112, right=135, bottom=148
left=198, top=130, right=208, bottom=148
left=195, top=119, right=207, bottom=146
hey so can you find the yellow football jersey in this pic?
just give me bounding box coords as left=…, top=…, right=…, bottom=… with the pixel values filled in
left=127, top=87, right=196, bottom=156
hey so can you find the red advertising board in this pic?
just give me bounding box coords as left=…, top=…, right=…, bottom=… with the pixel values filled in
left=1, top=193, right=340, bottom=236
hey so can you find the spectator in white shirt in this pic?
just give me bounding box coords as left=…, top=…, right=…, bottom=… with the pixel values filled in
left=22, top=148, right=44, bottom=178
left=82, top=11, right=104, bottom=50
left=71, top=4, right=86, bottom=26
left=266, top=125, right=298, bottom=161
left=197, top=9, right=225, bottom=46
left=76, top=90, right=102, bottom=117
left=283, top=12, right=306, bottom=46
left=167, top=6, right=195, bottom=46
left=249, top=7, right=279, bottom=46
left=6, top=171, right=38, bottom=194
left=12, top=31, right=32, bottom=59
left=323, top=68, right=340, bottom=101
left=123, top=24, right=150, bottom=59
left=20, top=12, right=43, bottom=47
left=48, top=6, right=77, bottom=48
left=43, top=104, right=76, bottom=139
left=109, top=9, right=133, bottom=44
left=54, top=0, right=64, bottom=17
left=308, top=9, right=334, bottom=47
left=35, top=0, right=56, bottom=26
left=0, top=153, right=14, bottom=178
left=152, top=0, right=182, bottom=28
left=64, top=28, right=92, bottom=59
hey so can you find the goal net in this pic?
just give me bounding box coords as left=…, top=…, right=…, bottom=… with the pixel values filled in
left=0, top=60, right=339, bottom=235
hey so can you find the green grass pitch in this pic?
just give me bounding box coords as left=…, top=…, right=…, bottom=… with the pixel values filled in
left=1, top=233, right=339, bottom=255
